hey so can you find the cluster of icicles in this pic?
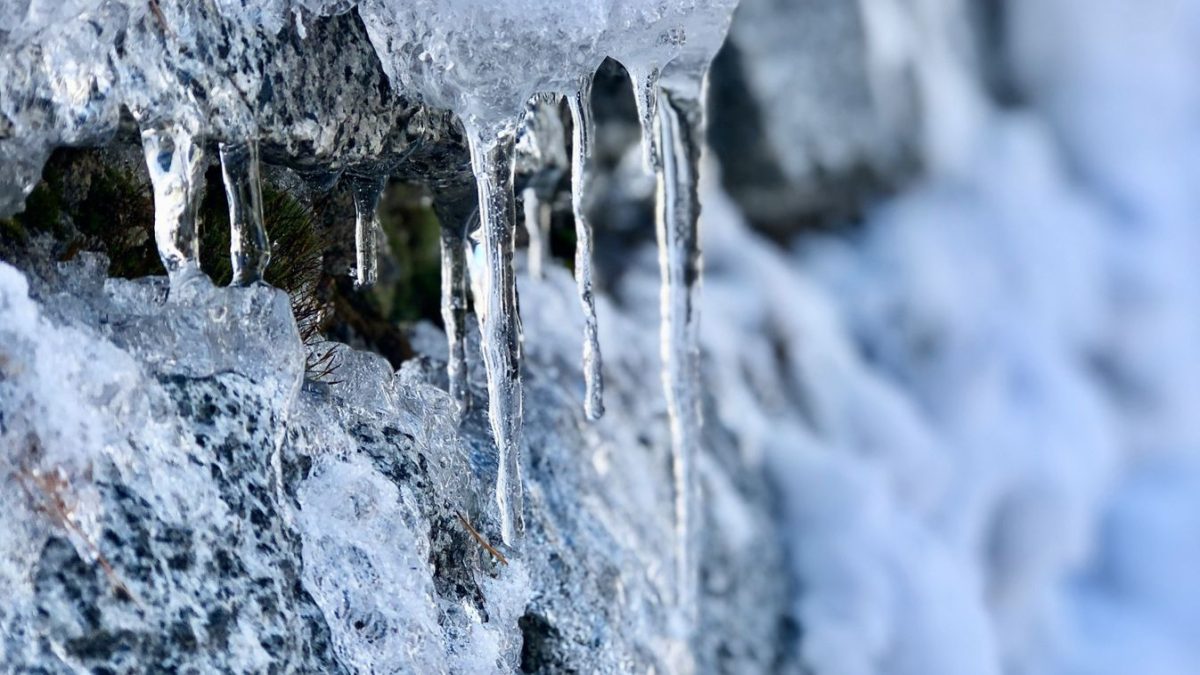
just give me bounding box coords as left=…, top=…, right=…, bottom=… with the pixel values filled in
left=137, top=0, right=736, bottom=623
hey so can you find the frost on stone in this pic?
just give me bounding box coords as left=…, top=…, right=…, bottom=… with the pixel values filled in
left=0, top=257, right=338, bottom=672
left=6, top=0, right=1200, bottom=673
left=0, top=251, right=791, bottom=671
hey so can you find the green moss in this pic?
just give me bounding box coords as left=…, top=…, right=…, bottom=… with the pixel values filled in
left=197, top=166, right=234, bottom=285
left=20, top=181, right=66, bottom=239
left=0, top=150, right=159, bottom=270
left=3, top=149, right=455, bottom=375
left=0, top=216, right=28, bottom=246
left=72, top=159, right=160, bottom=278
left=376, top=182, right=442, bottom=325
left=4, top=165, right=68, bottom=246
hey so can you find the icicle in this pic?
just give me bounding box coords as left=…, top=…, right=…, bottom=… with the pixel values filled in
left=566, top=78, right=605, bottom=421
left=439, top=221, right=469, bottom=406
left=466, top=128, right=525, bottom=546
left=628, top=64, right=662, bottom=172
left=351, top=174, right=386, bottom=288
left=653, top=79, right=705, bottom=624
left=219, top=140, right=270, bottom=286
left=433, top=189, right=483, bottom=412
left=516, top=95, right=567, bottom=280
left=141, top=125, right=206, bottom=289
left=521, top=187, right=550, bottom=280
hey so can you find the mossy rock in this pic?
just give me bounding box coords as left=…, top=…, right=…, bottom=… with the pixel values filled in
left=1, top=147, right=458, bottom=371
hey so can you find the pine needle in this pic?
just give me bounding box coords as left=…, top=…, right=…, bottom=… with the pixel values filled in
left=17, top=466, right=142, bottom=606
left=456, top=511, right=508, bottom=566
left=148, top=0, right=172, bottom=36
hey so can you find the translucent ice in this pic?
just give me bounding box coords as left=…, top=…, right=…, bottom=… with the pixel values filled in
left=439, top=223, right=471, bottom=405
left=516, top=96, right=568, bottom=281
left=220, top=140, right=271, bottom=286
left=608, top=0, right=739, bottom=168
left=351, top=174, right=387, bottom=289
left=141, top=124, right=207, bottom=289
left=466, top=131, right=526, bottom=545
left=0, top=0, right=745, bottom=562
left=357, top=0, right=605, bottom=138
left=352, top=0, right=738, bottom=541
left=654, top=87, right=706, bottom=621
left=567, top=80, right=606, bottom=421
left=521, top=187, right=551, bottom=280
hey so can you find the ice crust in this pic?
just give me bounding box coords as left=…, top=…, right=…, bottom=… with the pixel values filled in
left=0, top=252, right=787, bottom=672
left=0, top=0, right=737, bottom=207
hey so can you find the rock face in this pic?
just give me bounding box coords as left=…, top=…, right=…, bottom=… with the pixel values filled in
left=0, top=256, right=340, bottom=672
left=0, top=254, right=790, bottom=673
left=0, top=4, right=458, bottom=217
left=0, top=0, right=924, bottom=230
left=708, top=0, right=919, bottom=234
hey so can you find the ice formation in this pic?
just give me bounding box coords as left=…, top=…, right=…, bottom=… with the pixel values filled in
left=8, top=0, right=1200, bottom=673
left=350, top=173, right=387, bottom=288
left=140, top=125, right=207, bottom=286
left=356, top=0, right=737, bottom=550
left=565, top=82, right=605, bottom=422
left=438, top=217, right=472, bottom=408
left=219, top=140, right=272, bottom=285
left=464, top=131, right=527, bottom=544
left=0, top=0, right=739, bottom=566
left=514, top=96, right=566, bottom=282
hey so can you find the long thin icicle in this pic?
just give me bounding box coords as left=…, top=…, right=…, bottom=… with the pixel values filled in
left=567, top=79, right=605, bottom=421
left=521, top=186, right=550, bottom=280
left=141, top=125, right=206, bottom=290
left=439, top=220, right=469, bottom=406
left=628, top=64, right=662, bottom=173
left=219, top=140, right=271, bottom=285
left=434, top=190, right=480, bottom=411
left=467, top=128, right=525, bottom=546
left=654, top=81, right=705, bottom=624
left=351, top=174, right=387, bottom=288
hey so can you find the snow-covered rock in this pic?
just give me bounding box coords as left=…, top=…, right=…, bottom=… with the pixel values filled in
left=0, top=254, right=788, bottom=672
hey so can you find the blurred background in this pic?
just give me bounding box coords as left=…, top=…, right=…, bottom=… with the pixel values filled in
left=696, top=1, right=1200, bottom=673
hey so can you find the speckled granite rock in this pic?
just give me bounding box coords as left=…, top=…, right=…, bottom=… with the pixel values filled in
left=0, top=254, right=791, bottom=672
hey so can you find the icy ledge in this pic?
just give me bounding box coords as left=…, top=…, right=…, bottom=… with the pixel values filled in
left=0, top=254, right=787, bottom=673
left=1, top=1, right=741, bottom=604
